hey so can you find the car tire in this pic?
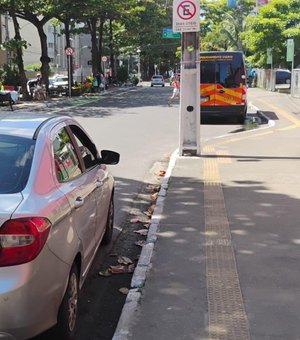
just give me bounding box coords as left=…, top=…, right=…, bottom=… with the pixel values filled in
left=102, top=193, right=114, bottom=245
left=162, top=84, right=165, bottom=87
left=151, top=84, right=153, bottom=87
left=56, top=264, right=79, bottom=340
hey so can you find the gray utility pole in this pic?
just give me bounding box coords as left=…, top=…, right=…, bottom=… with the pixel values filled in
left=179, top=31, right=200, bottom=156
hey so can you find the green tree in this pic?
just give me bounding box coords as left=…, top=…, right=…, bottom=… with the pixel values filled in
left=243, top=0, right=300, bottom=68
left=200, top=0, right=255, bottom=52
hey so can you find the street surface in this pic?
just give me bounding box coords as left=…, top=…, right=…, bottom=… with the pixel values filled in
left=25, top=85, right=300, bottom=339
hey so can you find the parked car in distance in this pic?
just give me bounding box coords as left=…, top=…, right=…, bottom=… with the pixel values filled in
left=275, top=69, right=291, bottom=88
left=150, top=75, right=165, bottom=87
left=0, top=112, right=119, bottom=339
left=49, top=75, right=69, bottom=95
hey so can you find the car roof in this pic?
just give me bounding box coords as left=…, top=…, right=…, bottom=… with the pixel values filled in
left=0, top=112, right=70, bottom=139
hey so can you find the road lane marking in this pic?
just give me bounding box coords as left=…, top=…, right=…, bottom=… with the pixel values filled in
left=203, top=145, right=250, bottom=339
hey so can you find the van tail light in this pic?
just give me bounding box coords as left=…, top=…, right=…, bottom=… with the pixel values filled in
left=242, top=85, right=247, bottom=103
left=0, top=217, right=51, bottom=267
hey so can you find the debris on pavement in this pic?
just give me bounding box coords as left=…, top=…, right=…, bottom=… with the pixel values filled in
left=118, top=287, right=129, bottom=295
left=134, top=229, right=149, bottom=236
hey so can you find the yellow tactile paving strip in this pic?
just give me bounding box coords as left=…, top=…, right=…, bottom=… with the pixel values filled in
left=203, top=145, right=250, bottom=340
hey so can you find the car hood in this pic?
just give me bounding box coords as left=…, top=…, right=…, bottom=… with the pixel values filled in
left=0, top=193, right=23, bottom=223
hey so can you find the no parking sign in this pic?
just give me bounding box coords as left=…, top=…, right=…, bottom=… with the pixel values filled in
left=172, top=0, right=200, bottom=32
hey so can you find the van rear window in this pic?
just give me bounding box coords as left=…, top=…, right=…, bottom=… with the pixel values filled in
left=201, top=53, right=245, bottom=88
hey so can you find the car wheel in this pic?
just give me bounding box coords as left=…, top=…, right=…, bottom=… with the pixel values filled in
left=56, top=264, right=79, bottom=340
left=151, top=84, right=153, bottom=87
left=162, top=84, right=165, bottom=87
left=102, top=193, right=114, bottom=245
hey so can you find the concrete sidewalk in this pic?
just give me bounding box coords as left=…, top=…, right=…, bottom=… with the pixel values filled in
left=113, top=89, right=300, bottom=340
left=113, top=152, right=208, bottom=340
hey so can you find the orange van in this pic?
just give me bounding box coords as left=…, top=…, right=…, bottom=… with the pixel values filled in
left=200, top=51, right=247, bottom=123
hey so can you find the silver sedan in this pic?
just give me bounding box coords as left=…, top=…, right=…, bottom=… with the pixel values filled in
left=0, top=112, right=119, bottom=339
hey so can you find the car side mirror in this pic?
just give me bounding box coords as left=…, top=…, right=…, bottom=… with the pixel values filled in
left=100, top=150, right=120, bottom=165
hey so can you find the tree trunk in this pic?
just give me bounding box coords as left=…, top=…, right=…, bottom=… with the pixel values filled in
left=98, top=21, right=104, bottom=74
left=109, top=19, right=115, bottom=79
left=88, top=18, right=98, bottom=76
left=10, top=11, right=30, bottom=100
left=37, top=24, right=50, bottom=92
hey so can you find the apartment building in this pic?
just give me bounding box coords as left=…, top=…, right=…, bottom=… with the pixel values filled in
left=2, top=14, right=92, bottom=81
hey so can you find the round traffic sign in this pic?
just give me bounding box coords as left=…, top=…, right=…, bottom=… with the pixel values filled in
left=177, top=1, right=196, bottom=20
left=65, top=46, right=74, bottom=56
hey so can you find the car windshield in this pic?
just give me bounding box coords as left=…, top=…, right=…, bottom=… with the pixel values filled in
left=152, top=76, right=163, bottom=79
left=55, top=77, right=68, bottom=82
left=0, top=135, right=35, bottom=194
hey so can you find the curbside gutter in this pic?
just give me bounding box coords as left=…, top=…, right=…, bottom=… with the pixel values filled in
left=112, top=149, right=179, bottom=340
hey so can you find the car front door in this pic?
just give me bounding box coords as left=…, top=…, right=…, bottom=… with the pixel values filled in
left=67, top=125, right=110, bottom=246
left=52, top=125, right=97, bottom=277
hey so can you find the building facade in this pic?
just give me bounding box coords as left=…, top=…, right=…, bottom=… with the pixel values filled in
left=2, top=14, right=92, bottom=81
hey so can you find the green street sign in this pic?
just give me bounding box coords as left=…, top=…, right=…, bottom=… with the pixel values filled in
left=286, top=39, right=294, bottom=62
left=162, top=28, right=180, bottom=39
left=266, top=48, right=272, bottom=65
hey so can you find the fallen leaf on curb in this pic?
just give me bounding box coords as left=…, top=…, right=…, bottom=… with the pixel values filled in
left=118, top=256, right=133, bottom=265
left=155, top=170, right=166, bottom=177
left=99, top=269, right=112, bottom=277
left=109, top=265, right=128, bottom=274
left=119, top=287, right=129, bottom=295
left=130, top=218, right=140, bottom=223
left=143, top=211, right=152, bottom=217
left=135, top=240, right=146, bottom=247
left=109, top=264, right=135, bottom=274
left=144, top=223, right=150, bottom=228
left=134, top=229, right=148, bottom=236
left=145, top=184, right=160, bottom=193
left=150, top=192, right=159, bottom=200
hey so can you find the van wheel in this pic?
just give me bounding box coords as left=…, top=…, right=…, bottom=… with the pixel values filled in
left=239, top=115, right=246, bottom=125
left=56, top=264, right=79, bottom=340
left=102, top=194, right=114, bottom=245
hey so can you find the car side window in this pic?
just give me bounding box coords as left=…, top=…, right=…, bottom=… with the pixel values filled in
left=53, top=127, right=82, bottom=182
left=69, top=125, right=99, bottom=170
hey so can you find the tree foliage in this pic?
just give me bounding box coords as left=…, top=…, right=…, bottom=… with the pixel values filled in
left=242, top=0, right=300, bottom=67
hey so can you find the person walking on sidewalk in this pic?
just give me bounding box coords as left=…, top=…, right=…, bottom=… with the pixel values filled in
left=168, top=74, right=180, bottom=106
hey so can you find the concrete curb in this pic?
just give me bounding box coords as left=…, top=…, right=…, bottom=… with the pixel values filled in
left=249, top=103, right=275, bottom=128
left=112, top=149, right=178, bottom=340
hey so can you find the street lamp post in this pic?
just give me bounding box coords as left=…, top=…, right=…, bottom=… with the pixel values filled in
left=137, top=48, right=141, bottom=81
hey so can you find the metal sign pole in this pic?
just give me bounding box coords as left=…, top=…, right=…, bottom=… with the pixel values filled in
left=172, top=0, right=200, bottom=156
left=179, top=32, right=200, bottom=156
left=68, top=55, right=72, bottom=97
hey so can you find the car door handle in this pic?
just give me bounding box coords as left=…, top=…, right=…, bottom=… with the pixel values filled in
left=217, top=89, right=225, bottom=93
left=74, top=196, right=84, bottom=208
left=96, top=179, right=104, bottom=187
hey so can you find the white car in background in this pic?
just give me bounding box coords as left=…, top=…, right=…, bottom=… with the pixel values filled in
left=150, top=75, right=165, bottom=87
left=49, top=75, right=69, bottom=95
